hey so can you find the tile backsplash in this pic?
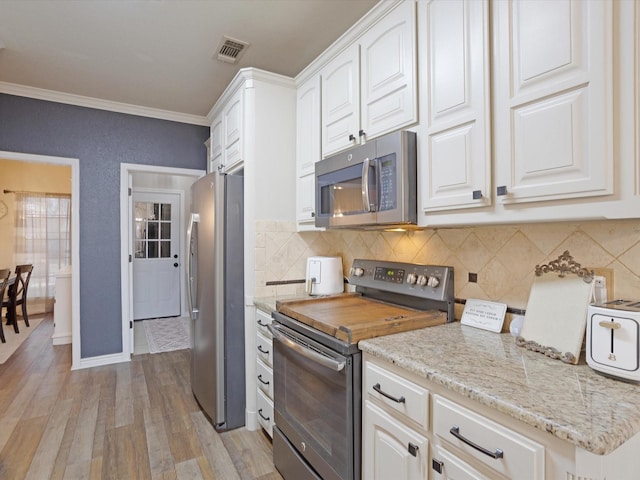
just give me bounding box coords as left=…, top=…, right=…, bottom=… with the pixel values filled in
left=255, top=220, right=640, bottom=318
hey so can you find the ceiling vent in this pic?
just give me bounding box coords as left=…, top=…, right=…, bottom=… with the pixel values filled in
left=216, top=37, right=249, bottom=64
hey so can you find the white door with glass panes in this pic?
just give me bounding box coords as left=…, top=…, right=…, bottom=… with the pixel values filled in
left=132, top=191, right=181, bottom=320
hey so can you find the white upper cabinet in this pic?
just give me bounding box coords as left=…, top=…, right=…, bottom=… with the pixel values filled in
left=209, top=115, right=223, bottom=173
left=321, top=0, right=417, bottom=157
left=359, top=0, right=417, bottom=141
left=420, top=0, right=491, bottom=211
left=493, top=0, right=613, bottom=204
left=297, top=75, right=322, bottom=178
left=321, top=45, right=360, bottom=156
left=222, top=87, right=244, bottom=173
left=296, top=75, right=322, bottom=228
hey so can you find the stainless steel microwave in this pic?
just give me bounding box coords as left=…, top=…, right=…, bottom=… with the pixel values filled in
left=315, top=130, right=417, bottom=229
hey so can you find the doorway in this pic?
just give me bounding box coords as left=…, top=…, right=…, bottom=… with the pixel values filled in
left=120, top=163, right=204, bottom=358
left=0, top=150, right=80, bottom=368
left=132, top=190, right=182, bottom=320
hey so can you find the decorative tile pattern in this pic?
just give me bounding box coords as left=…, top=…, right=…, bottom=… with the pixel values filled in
left=254, top=220, right=640, bottom=308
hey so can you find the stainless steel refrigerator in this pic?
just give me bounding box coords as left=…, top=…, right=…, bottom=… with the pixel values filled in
left=187, top=172, right=245, bottom=431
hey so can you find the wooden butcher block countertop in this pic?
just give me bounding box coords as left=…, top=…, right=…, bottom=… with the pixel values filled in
left=276, top=293, right=447, bottom=344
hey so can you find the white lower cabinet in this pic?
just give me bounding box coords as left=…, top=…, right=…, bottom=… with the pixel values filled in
left=255, top=307, right=274, bottom=438
left=363, top=355, right=586, bottom=480
left=432, top=395, right=544, bottom=480
left=363, top=401, right=428, bottom=480
left=431, top=444, right=492, bottom=480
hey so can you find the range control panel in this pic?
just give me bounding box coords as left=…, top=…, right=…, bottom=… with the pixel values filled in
left=348, top=259, right=454, bottom=302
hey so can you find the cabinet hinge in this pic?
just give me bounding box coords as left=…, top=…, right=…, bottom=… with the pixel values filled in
left=128, top=187, right=132, bottom=196
left=129, top=254, right=132, bottom=263
left=130, top=321, right=133, bottom=329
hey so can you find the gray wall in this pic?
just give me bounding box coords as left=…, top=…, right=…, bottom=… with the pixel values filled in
left=0, top=93, right=209, bottom=358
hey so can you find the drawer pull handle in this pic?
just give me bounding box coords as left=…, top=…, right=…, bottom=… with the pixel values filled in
left=257, top=319, right=269, bottom=327
left=258, top=408, right=270, bottom=422
left=373, top=383, right=405, bottom=404
left=257, top=345, right=270, bottom=355
left=257, top=374, right=270, bottom=386
left=450, top=425, right=504, bottom=459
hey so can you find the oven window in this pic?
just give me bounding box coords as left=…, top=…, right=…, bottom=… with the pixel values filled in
left=274, top=338, right=351, bottom=479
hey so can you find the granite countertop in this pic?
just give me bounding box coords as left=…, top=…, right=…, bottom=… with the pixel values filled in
left=359, top=322, right=640, bottom=456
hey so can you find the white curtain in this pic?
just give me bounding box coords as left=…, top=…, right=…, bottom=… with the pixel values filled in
left=13, top=192, right=71, bottom=313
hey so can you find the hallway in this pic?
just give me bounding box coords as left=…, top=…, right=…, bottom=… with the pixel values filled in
left=0, top=316, right=281, bottom=479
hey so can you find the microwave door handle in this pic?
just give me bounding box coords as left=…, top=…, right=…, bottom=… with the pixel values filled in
left=362, top=157, right=372, bottom=212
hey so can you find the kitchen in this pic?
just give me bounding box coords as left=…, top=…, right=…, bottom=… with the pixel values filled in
left=1, top=0, right=640, bottom=479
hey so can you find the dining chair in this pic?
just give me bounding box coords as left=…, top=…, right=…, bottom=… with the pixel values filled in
left=0, top=269, right=11, bottom=343
left=3, top=264, right=33, bottom=334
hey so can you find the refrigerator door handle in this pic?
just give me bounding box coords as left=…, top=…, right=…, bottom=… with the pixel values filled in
left=186, top=212, right=200, bottom=321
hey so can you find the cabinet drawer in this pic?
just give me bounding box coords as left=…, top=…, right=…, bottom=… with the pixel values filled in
left=256, top=331, right=273, bottom=366
left=256, top=358, right=273, bottom=399
left=364, top=361, right=429, bottom=430
left=257, top=389, right=275, bottom=438
left=256, top=309, right=273, bottom=337
left=433, top=395, right=544, bottom=480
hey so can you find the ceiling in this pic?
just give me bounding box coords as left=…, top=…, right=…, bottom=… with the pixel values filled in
left=0, top=0, right=378, bottom=121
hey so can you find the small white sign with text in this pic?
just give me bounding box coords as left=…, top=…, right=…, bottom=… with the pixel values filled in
left=461, top=299, right=507, bottom=333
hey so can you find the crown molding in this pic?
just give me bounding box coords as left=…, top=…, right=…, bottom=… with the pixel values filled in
left=0, top=81, right=210, bottom=126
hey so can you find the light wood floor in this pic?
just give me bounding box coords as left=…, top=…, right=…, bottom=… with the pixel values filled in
left=0, top=315, right=283, bottom=480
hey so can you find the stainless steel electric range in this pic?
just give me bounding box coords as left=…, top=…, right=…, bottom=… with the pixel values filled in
left=269, top=259, right=455, bottom=480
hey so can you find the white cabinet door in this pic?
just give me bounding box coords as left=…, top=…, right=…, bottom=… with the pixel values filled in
left=360, top=0, right=417, bottom=141
left=223, top=87, right=243, bottom=172
left=431, top=445, right=492, bottom=480
left=297, top=75, right=321, bottom=177
left=493, top=0, right=613, bottom=204
left=321, top=44, right=360, bottom=156
left=420, top=0, right=491, bottom=211
left=210, top=115, right=223, bottom=173
left=296, top=172, right=316, bottom=226
left=320, top=2, right=417, bottom=158
left=363, top=400, right=428, bottom=480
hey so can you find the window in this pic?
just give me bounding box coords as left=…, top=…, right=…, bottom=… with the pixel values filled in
left=14, top=193, right=71, bottom=312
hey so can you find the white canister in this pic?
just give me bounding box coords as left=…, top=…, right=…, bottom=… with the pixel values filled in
left=306, top=256, right=344, bottom=296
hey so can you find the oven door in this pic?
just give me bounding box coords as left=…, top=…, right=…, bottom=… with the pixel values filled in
left=270, top=322, right=359, bottom=480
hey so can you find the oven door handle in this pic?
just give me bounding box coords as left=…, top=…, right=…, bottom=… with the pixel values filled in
left=268, top=324, right=346, bottom=372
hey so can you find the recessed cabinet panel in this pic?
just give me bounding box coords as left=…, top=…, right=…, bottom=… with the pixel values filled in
left=210, top=117, right=223, bottom=167
left=512, top=89, right=586, bottom=190
left=321, top=47, right=360, bottom=156
left=297, top=76, right=321, bottom=177
left=431, top=0, right=466, bottom=115
left=421, top=0, right=491, bottom=212
left=516, top=0, right=574, bottom=87
left=361, top=0, right=416, bottom=139
left=494, top=0, right=612, bottom=203
left=224, top=89, right=243, bottom=172
left=297, top=173, right=316, bottom=223
left=363, top=401, right=428, bottom=480
left=429, top=124, right=474, bottom=204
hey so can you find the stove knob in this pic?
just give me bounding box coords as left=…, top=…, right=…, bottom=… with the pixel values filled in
left=353, top=267, right=365, bottom=277
left=406, top=273, right=418, bottom=285
left=417, top=275, right=427, bottom=286
left=427, top=276, right=440, bottom=288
